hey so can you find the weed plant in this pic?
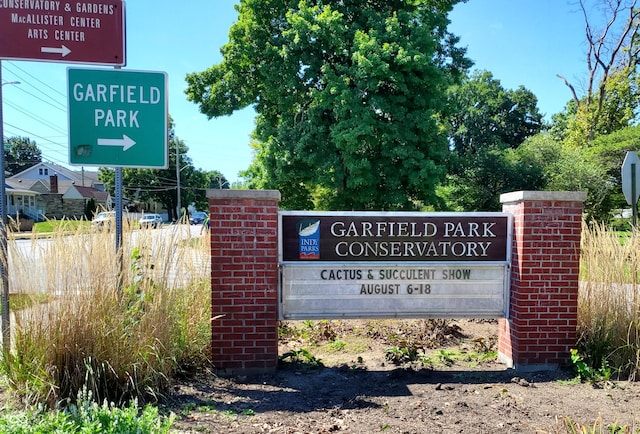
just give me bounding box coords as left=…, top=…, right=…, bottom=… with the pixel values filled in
left=0, top=223, right=211, bottom=407
left=579, top=223, right=640, bottom=380
left=0, top=388, right=174, bottom=433
left=561, top=415, right=634, bottom=434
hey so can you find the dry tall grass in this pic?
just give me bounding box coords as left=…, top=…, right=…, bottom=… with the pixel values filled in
left=0, top=222, right=211, bottom=407
left=579, top=223, right=640, bottom=380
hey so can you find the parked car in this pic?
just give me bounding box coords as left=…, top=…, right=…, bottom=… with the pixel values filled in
left=91, top=211, right=115, bottom=229
left=139, top=214, right=163, bottom=229
left=189, top=211, right=208, bottom=225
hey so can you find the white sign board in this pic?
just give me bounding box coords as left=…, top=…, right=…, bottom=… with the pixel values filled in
left=281, top=264, right=508, bottom=319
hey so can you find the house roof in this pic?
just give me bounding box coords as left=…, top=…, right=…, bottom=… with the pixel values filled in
left=9, top=162, right=100, bottom=186
left=5, top=184, right=39, bottom=196
left=5, top=179, right=43, bottom=192
left=6, top=178, right=109, bottom=202
left=73, top=186, right=109, bottom=202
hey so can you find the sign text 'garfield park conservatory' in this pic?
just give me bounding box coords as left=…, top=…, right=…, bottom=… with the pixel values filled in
left=279, top=212, right=512, bottom=319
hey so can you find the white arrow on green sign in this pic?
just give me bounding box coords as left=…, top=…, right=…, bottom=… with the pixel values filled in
left=67, top=68, right=168, bottom=168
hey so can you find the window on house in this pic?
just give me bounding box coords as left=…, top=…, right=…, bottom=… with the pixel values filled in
left=38, top=168, right=49, bottom=176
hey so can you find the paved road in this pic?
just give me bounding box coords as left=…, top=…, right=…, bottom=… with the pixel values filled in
left=1, top=223, right=210, bottom=349
left=8, top=223, right=209, bottom=294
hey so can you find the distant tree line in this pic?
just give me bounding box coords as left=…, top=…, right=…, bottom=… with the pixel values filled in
left=3, top=137, right=42, bottom=176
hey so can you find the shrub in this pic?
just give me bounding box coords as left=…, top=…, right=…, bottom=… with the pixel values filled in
left=0, top=388, right=174, bottom=433
left=578, top=223, right=640, bottom=380
left=0, top=224, right=211, bottom=407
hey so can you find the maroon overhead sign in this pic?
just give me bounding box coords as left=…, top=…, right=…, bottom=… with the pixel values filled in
left=0, top=0, right=126, bottom=66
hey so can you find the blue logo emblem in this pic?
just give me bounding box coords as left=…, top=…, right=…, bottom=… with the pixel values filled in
left=297, top=219, right=320, bottom=260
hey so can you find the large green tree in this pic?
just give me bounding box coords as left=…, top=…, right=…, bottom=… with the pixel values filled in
left=525, top=87, right=637, bottom=222
left=186, top=0, right=471, bottom=210
left=448, top=71, right=543, bottom=155
left=443, top=71, right=544, bottom=211
left=3, top=136, right=42, bottom=176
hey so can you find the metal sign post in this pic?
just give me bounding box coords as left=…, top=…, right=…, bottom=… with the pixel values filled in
left=633, top=163, right=638, bottom=228
left=115, top=167, right=124, bottom=289
left=0, top=62, right=9, bottom=351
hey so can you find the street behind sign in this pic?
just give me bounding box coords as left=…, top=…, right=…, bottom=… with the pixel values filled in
left=67, top=68, right=168, bottom=169
left=622, top=151, right=640, bottom=205
left=0, top=0, right=126, bottom=66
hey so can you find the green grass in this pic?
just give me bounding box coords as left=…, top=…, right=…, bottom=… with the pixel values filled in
left=32, top=219, right=90, bottom=234
left=0, top=293, right=52, bottom=314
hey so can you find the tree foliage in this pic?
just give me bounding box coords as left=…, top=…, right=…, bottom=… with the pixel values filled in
left=544, top=0, right=640, bottom=221
left=448, top=71, right=543, bottom=155
left=557, top=0, right=640, bottom=143
left=206, top=170, right=230, bottom=190
left=3, top=136, right=42, bottom=176
left=561, top=67, right=640, bottom=147
left=587, top=125, right=640, bottom=215
left=516, top=133, right=615, bottom=221
left=186, top=0, right=471, bottom=210
left=443, top=71, right=544, bottom=211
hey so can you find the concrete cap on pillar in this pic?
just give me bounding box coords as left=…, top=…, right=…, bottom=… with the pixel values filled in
left=206, top=189, right=281, bottom=201
left=500, top=190, right=587, bottom=205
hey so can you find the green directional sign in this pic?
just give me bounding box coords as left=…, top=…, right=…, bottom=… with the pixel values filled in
left=67, top=68, right=168, bottom=168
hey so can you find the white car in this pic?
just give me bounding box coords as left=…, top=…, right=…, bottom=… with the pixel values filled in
left=91, top=211, right=115, bottom=229
left=139, top=214, right=163, bottom=229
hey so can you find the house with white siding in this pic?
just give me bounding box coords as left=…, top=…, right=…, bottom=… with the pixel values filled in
left=6, top=162, right=110, bottom=220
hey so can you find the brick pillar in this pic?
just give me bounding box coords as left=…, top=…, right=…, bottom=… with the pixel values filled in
left=207, top=189, right=281, bottom=375
left=498, top=191, right=586, bottom=371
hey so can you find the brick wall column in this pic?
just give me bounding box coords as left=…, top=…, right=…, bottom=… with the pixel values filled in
left=499, top=191, right=586, bottom=371
left=207, top=189, right=281, bottom=375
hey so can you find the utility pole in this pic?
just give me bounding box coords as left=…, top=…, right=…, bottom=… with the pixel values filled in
left=175, top=140, right=181, bottom=222
left=0, top=63, right=21, bottom=352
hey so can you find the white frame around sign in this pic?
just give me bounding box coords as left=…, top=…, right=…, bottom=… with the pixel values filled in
left=278, top=211, right=512, bottom=320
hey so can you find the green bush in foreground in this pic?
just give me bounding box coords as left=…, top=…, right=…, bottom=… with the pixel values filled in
left=0, top=390, right=174, bottom=433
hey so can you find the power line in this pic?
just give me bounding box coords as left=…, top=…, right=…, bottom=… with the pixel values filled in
left=4, top=62, right=66, bottom=108
left=5, top=61, right=66, bottom=97
left=3, top=100, right=67, bottom=136
left=9, top=85, right=65, bottom=113
left=1, top=63, right=73, bottom=168
left=3, top=122, right=67, bottom=151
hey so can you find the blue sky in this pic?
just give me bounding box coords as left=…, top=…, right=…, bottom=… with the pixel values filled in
left=1, top=1, right=590, bottom=183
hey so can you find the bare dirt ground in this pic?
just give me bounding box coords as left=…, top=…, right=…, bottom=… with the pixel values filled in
left=167, top=319, right=640, bottom=433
